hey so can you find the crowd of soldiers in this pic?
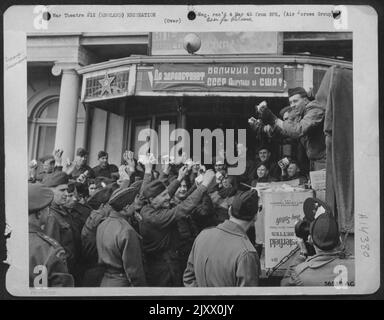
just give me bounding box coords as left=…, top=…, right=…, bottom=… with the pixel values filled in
left=28, top=87, right=354, bottom=288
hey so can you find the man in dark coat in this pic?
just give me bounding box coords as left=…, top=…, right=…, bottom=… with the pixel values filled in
left=92, top=151, right=119, bottom=180
left=172, top=178, right=217, bottom=274
left=140, top=168, right=216, bottom=287
left=183, top=189, right=260, bottom=287
left=28, top=183, right=74, bottom=287
left=96, top=186, right=146, bottom=287
left=259, top=87, right=326, bottom=171
left=69, top=147, right=95, bottom=181
left=80, top=186, right=116, bottom=286
left=42, top=171, right=78, bottom=278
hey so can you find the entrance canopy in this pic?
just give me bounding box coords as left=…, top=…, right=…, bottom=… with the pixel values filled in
left=78, top=54, right=352, bottom=103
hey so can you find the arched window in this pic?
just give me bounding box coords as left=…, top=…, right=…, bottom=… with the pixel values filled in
left=35, top=100, right=59, bottom=160
left=28, top=97, right=59, bottom=160
left=28, top=95, right=86, bottom=161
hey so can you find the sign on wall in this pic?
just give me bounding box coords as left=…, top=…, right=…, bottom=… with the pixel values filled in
left=263, top=190, right=314, bottom=269
left=151, top=32, right=283, bottom=55
left=152, top=63, right=285, bottom=92
left=81, top=66, right=135, bottom=102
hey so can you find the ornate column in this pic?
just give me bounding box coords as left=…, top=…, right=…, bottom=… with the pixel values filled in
left=52, top=63, right=81, bottom=161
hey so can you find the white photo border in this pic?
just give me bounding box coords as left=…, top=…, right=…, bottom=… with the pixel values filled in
left=3, top=4, right=380, bottom=296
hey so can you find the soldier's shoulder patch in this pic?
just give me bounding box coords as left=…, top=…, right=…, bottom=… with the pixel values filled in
left=37, top=231, right=60, bottom=248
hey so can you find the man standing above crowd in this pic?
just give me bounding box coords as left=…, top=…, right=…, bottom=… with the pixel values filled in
left=92, top=151, right=119, bottom=180
left=28, top=183, right=74, bottom=287
left=258, top=87, right=326, bottom=171
left=183, top=190, right=260, bottom=287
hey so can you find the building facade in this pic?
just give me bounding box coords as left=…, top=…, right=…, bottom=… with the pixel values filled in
left=27, top=32, right=352, bottom=167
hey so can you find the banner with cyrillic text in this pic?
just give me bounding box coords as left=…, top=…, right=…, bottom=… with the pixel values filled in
left=152, top=63, right=285, bottom=92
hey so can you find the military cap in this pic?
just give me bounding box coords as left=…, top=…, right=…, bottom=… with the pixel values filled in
left=142, top=180, right=167, bottom=199
left=76, top=147, right=88, bottom=157
left=231, top=190, right=259, bottom=221
left=257, top=145, right=272, bottom=153
left=109, top=186, right=140, bottom=211
left=288, top=87, right=308, bottom=98
left=98, top=150, right=108, bottom=159
left=310, top=211, right=340, bottom=251
left=28, top=183, right=54, bottom=213
left=42, top=171, right=69, bottom=187
left=87, top=186, right=114, bottom=210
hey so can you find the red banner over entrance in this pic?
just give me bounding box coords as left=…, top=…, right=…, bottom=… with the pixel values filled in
left=152, top=63, right=285, bottom=92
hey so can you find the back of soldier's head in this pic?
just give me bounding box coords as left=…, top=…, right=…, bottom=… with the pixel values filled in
left=230, top=190, right=259, bottom=222
left=310, top=212, right=340, bottom=251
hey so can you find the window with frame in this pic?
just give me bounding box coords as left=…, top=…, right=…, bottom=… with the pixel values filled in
left=30, top=99, right=59, bottom=160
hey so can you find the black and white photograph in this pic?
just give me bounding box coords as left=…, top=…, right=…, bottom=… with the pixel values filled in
left=2, top=4, right=380, bottom=297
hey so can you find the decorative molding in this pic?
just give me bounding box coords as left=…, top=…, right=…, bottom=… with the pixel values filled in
left=28, top=34, right=97, bottom=70
left=51, top=62, right=81, bottom=76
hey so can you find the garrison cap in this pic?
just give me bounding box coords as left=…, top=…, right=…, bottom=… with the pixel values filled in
left=28, top=183, right=54, bottom=213
left=288, top=87, right=308, bottom=98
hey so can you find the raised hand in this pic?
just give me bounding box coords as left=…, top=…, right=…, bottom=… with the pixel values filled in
left=256, top=100, right=268, bottom=113
left=161, top=155, right=171, bottom=175
left=53, top=149, right=64, bottom=166
left=177, top=165, right=189, bottom=181
left=139, top=153, right=153, bottom=174
left=63, top=158, right=76, bottom=175
left=185, top=158, right=194, bottom=171
left=29, top=159, right=38, bottom=169
left=201, top=169, right=216, bottom=188
left=123, top=150, right=129, bottom=163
